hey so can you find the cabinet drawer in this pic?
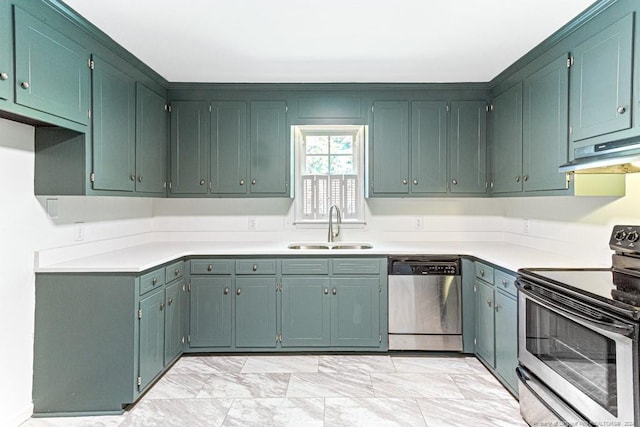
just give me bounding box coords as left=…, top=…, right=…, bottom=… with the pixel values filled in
left=165, top=261, right=184, bottom=283
left=475, top=262, right=494, bottom=284
left=191, top=259, right=233, bottom=275
left=332, top=258, right=380, bottom=275
left=494, top=270, right=517, bottom=297
left=140, top=269, right=165, bottom=295
left=282, top=259, right=329, bottom=275
left=236, top=259, right=277, bottom=275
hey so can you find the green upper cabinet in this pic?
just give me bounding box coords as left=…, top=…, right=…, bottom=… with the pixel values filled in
left=169, top=101, right=210, bottom=194
left=281, top=277, right=331, bottom=347
left=138, top=288, right=165, bottom=391
left=569, top=13, right=633, bottom=143
left=370, top=101, right=410, bottom=195
left=411, top=101, right=448, bottom=194
left=14, top=6, right=90, bottom=125
left=522, top=54, right=569, bottom=192
left=235, top=277, right=277, bottom=348
left=211, top=101, right=248, bottom=194
left=491, top=83, right=523, bottom=194
left=449, top=101, right=487, bottom=194
left=0, top=0, right=11, bottom=101
left=136, top=83, right=168, bottom=194
left=91, top=55, right=136, bottom=192
left=249, top=101, right=289, bottom=195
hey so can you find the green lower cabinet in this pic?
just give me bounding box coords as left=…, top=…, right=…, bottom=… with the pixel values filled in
left=164, top=280, right=184, bottom=364
left=235, top=277, right=278, bottom=348
left=474, top=279, right=495, bottom=366
left=138, top=288, right=165, bottom=391
left=494, top=290, right=518, bottom=392
left=281, top=277, right=331, bottom=347
left=331, top=278, right=380, bottom=347
left=189, top=277, right=232, bottom=348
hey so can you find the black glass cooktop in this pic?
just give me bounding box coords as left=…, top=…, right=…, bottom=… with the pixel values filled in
left=518, top=268, right=640, bottom=320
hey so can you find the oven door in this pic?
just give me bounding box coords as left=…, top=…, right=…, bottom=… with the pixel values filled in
left=518, top=282, right=637, bottom=425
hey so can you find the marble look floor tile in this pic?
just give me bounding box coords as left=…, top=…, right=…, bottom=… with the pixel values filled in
left=221, top=398, right=324, bottom=427
left=465, top=356, right=493, bottom=374
left=142, top=371, right=210, bottom=400
left=120, top=398, right=233, bottom=427
left=240, top=355, right=319, bottom=373
left=391, top=356, right=478, bottom=374
left=169, top=355, right=247, bottom=375
left=286, top=372, right=374, bottom=398
left=451, top=373, right=514, bottom=400
left=20, top=415, right=125, bottom=427
left=417, top=398, right=527, bottom=427
left=371, top=373, right=465, bottom=398
left=198, top=373, right=290, bottom=398
left=324, top=398, right=427, bottom=427
left=318, top=355, right=396, bottom=374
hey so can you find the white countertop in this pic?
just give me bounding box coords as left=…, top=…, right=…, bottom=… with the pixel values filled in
left=35, top=240, right=602, bottom=274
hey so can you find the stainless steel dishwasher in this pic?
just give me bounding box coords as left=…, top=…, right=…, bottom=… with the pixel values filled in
left=388, top=257, right=462, bottom=351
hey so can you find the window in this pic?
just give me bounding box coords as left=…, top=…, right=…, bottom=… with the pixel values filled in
left=294, top=125, right=365, bottom=223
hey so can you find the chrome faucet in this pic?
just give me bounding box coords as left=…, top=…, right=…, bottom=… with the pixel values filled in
left=328, top=205, right=342, bottom=242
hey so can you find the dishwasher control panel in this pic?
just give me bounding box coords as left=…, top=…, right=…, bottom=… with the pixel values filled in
left=388, top=257, right=460, bottom=275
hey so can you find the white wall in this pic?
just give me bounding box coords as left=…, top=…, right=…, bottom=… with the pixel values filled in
left=0, top=118, right=155, bottom=427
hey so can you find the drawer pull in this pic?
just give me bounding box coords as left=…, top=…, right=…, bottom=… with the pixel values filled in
left=174, top=268, right=180, bottom=276
left=480, top=270, right=485, bottom=277
left=0, top=72, right=8, bottom=81
left=207, top=264, right=213, bottom=271
left=152, top=278, right=157, bottom=285
left=502, top=279, right=508, bottom=286
left=252, top=264, right=258, bottom=271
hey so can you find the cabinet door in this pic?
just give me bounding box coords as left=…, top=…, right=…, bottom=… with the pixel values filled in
left=371, top=101, right=409, bottom=194
left=235, top=277, right=277, bottom=348
left=136, top=83, right=167, bottom=194
left=491, top=84, right=523, bottom=194
left=281, top=277, right=331, bottom=347
left=570, top=14, right=633, bottom=142
left=189, top=277, right=232, bottom=348
left=495, top=291, right=518, bottom=394
left=164, top=280, right=183, bottom=364
left=139, top=288, right=165, bottom=390
left=474, top=279, right=495, bottom=367
left=249, top=101, right=288, bottom=195
left=169, top=101, right=210, bottom=194
left=91, top=55, right=136, bottom=192
left=411, top=101, right=448, bottom=193
left=211, top=101, right=248, bottom=194
left=523, top=55, right=569, bottom=192
left=449, top=101, right=487, bottom=194
left=331, top=278, right=380, bottom=347
left=14, top=7, right=90, bottom=124
left=0, top=0, right=11, bottom=101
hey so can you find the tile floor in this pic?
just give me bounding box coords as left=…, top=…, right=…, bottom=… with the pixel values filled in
left=21, top=354, right=526, bottom=427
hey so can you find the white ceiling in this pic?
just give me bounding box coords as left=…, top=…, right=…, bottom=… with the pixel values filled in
left=63, top=0, right=595, bottom=83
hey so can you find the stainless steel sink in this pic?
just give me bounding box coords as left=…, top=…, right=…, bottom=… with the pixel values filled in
left=288, top=243, right=373, bottom=250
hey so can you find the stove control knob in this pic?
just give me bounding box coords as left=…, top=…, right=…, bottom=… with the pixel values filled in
left=627, top=231, right=639, bottom=243
left=615, top=230, right=627, bottom=241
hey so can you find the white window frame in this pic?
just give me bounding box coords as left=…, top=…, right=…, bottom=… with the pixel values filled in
left=293, top=125, right=366, bottom=224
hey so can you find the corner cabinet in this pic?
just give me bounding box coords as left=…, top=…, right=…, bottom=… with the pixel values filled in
left=474, top=261, right=518, bottom=397
left=33, top=261, right=186, bottom=416
left=0, top=0, right=11, bottom=102
left=13, top=6, right=90, bottom=125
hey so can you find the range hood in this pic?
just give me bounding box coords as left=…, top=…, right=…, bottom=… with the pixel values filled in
left=559, top=138, right=640, bottom=174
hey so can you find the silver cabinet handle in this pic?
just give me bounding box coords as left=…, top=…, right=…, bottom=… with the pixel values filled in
left=200, top=179, right=206, bottom=185
left=224, top=287, right=230, bottom=295
left=402, top=179, right=408, bottom=185
left=412, top=179, right=418, bottom=185
left=332, top=288, right=337, bottom=295
left=324, top=288, right=329, bottom=295
left=452, top=179, right=458, bottom=185
left=240, top=180, right=245, bottom=185
left=515, top=176, right=520, bottom=182
left=486, top=298, right=492, bottom=307
left=251, top=179, right=256, bottom=185
left=495, top=304, right=501, bottom=312
left=174, top=268, right=179, bottom=276
left=207, top=264, right=213, bottom=271
left=252, top=264, right=258, bottom=271
left=236, top=288, right=241, bottom=296
left=160, top=302, right=164, bottom=311
left=130, top=175, right=136, bottom=181
left=138, top=176, right=143, bottom=183
left=502, top=279, right=508, bottom=286
left=168, top=298, right=173, bottom=306
left=617, top=106, right=627, bottom=114
left=20, top=81, right=29, bottom=89
left=523, top=175, right=529, bottom=182
left=0, top=72, right=8, bottom=81
left=152, top=278, right=157, bottom=285
left=480, top=270, right=485, bottom=277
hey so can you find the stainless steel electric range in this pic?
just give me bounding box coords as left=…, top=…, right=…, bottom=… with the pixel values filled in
left=516, top=225, right=640, bottom=426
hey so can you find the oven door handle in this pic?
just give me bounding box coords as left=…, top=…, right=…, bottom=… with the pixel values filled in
left=516, top=279, right=636, bottom=338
